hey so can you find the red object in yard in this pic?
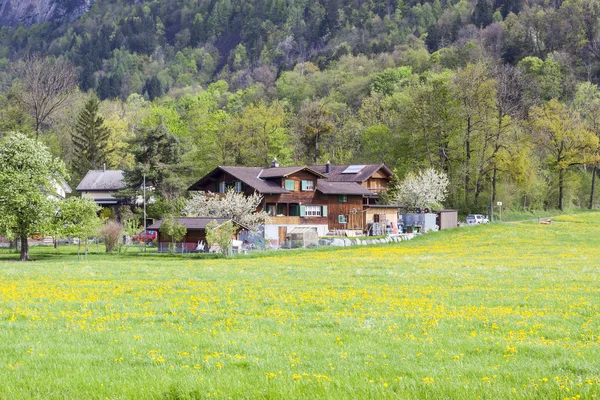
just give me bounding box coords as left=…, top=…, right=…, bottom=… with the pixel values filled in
left=132, top=229, right=157, bottom=243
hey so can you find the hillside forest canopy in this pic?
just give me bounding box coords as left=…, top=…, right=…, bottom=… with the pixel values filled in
left=1, top=0, right=600, bottom=214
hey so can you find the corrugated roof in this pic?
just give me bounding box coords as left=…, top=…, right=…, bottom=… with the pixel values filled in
left=309, top=164, right=392, bottom=182
left=76, top=170, right=127, bottom=191
left=148, top=217, right=248, bottom=231
left=188, top=166, right=290, bottom=194
left=316, top=180, right=375, bottom=196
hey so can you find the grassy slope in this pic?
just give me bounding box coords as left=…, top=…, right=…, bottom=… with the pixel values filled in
left=1, top=214, right=600, bottom=399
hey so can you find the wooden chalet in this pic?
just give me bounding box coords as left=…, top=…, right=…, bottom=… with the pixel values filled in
left=188, top=160, right=394, bottom=238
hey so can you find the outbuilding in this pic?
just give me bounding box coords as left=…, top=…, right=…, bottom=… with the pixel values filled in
left=437, top=210, right=458, bottom=230
left=148, top=217, right=248, bottom=253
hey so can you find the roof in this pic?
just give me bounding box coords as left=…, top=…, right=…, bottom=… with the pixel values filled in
left=309, top=164, right=392, bottom=183
left=76, top=170, right=127, bottom=191
left=188, top=163, right=393, bottom=194
left=148, top=217, right=249, bottom=231
left=316, top=180, right=375, bottom=196
left=188, top=166, right=289, bottom=194
left=259, top=166, right=326, bottom=179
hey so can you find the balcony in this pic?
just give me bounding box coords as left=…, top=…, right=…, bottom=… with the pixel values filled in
left=267, top=215, right=301, bottom=225
left=267, top=216, right=301, bottom=225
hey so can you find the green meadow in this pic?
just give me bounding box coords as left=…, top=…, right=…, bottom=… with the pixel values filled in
left=1, top=213, right=599, bottom=399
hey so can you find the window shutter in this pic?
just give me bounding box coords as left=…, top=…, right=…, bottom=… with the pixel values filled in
left=285, top=179, right=295, bottom=190
left=301, top=180, right=307, bottom=191
left=299, top=205, right=306, bottom=217
left=322, top=206, right=328, bottom=217
left=214, top=182, right=218, bottom=192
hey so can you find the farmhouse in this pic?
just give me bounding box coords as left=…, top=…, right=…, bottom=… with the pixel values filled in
left=188, top=160, right=395, bottom=243
left=148, top=217, right=247, bottom=253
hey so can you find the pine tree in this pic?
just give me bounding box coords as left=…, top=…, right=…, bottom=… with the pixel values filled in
left=72, top=94, right=111, bottom=176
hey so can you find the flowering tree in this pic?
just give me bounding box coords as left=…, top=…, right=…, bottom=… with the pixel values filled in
left=394, top=168, right=449, bottom=210
left=0, top=133, right=68, bottom=261
left=184, top=189, right=268, bottom=229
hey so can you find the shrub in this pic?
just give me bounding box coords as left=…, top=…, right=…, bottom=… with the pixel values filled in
left=100, top=221, right=123, bottom=252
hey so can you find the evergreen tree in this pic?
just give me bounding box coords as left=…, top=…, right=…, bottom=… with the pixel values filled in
left=72, top=94, right=111, bottom=177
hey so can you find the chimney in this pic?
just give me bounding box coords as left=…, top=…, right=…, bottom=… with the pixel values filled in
left=325, top=160, right=331, bottom=174
left=271, top=157, right=279, bottom=168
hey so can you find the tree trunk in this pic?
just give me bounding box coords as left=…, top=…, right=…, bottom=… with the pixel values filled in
left=558, top=168, right=564, bottom=211
left=590, top=165, right=597, bottom=209
left=465, top=116, right=472, bottom=207
left=491, top=166, right=498, bottom=204
left=20, top=236, right=30, bottom=261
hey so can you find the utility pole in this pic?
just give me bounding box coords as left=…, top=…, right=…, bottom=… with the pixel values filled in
left=143, top=174, right=147, bottom=253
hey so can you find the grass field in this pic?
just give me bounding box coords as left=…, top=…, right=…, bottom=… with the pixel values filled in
left=1, top=213, right=600, bottom=399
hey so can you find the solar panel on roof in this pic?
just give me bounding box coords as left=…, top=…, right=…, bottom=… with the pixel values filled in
left=342, top=165, right=366, bottom=174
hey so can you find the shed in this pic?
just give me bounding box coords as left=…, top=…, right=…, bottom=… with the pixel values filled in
left=284, top=227, right=319, bottom=249
left=364, top=205, right=399, bottom=225
left=437, top=210, right=458, bottom=230
left=148, top=217, right=248, bottom=253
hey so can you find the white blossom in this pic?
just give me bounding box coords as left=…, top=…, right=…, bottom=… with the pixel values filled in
left=394, top=168, right=449, bottom=209
left=184, top=189, right=268, bottom=229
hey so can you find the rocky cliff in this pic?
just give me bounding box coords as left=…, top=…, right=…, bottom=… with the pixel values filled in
left=0, top=0, right=94, bottom=27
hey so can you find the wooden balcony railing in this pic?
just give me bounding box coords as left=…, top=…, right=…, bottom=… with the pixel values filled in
left=267, top=216, right=301, bottom=224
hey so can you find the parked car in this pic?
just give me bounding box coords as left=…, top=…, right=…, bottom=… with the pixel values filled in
left=466, top=214, right=489, bottom=225
left=132, top=229, right=157, bottom=244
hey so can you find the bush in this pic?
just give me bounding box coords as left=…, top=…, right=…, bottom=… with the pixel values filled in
left=100, top=221, right=123, bottom=252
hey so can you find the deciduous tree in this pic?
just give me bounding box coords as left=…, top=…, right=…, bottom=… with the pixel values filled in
left=184, top=190, right=267, bottom=229
left=530, top=99, right=598, bottom=210
left=13, top=55, right=78, bottom=139
left=0, top=133, right=68, bottom=261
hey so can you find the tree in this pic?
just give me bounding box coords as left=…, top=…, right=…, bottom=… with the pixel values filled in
left=530, top=99, right=598, bottom=210
left=230, top=102, right=291, bottom=167
left=13, top=55, right=78, bottom=139
left=124, top=122, right=185, bottom=201
left=0, top=133, right=68, bottom=261
left=184, top=189, right=267, bottom=229
left=573, top=82, right=600, bottom=209
left=294, top=100, right=336, bottom=164
left=205, top=220, right=237, bottom=256
left=72, top=94, right=112, bottom=177
left=159, top=216, right=187, bottom=254
left=394, top=168, right=449, bottom=209
left=56, top=197, right=102, bottom=260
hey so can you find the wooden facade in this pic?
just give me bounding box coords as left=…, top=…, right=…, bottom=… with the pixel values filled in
left=189, top=164, right=393, bottom=232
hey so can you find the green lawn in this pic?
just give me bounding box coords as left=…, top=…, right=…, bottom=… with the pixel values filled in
left=1, top=214, right=600, bottom=399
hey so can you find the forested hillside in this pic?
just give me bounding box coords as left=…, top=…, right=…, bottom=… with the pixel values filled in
left=1, top=0, right=600, bottom=215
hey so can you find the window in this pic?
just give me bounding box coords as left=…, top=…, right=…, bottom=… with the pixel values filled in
left=289, top=204, right=299, bottom=216
left=301, top=180, right=314, bottom=191
left=219, top=182, right=226, bottom=193
left=265, top=204, right=276, bottom=216
left=234, top=181, right=243, bottom=192
left=338, top=215, right=348, bottom=224
left=277, top=204, right=286, bottom=215
left=284, top=179, right=295, bottom=191
left=305, top=205, right=321, bottom=216
left=338, top=195, right=348, bottom=203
